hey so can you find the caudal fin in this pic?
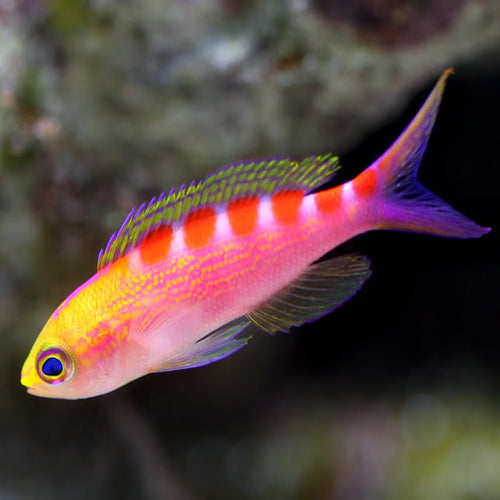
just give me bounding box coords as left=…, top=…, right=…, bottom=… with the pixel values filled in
left=366, top=69, right=489, bottom=238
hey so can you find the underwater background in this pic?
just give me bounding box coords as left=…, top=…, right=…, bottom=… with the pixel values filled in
left=1, top=1, right=499, bottom=499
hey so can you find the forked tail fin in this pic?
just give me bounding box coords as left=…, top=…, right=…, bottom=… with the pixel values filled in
left=366, top=69, right=489, bottom=238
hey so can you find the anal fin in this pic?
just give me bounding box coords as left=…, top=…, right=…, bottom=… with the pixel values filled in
left=246, top=254, right=371, bottom=333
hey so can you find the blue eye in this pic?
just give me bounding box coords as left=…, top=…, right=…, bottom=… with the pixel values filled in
left=36, top=346, right=74, bottom=385
left=42, top=357, right=63, bottom=376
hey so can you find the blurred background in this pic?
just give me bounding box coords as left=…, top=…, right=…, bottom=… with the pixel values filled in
left=1, top=1, right=499, bottom=499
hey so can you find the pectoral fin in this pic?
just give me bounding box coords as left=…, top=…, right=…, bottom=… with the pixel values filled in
left=246, top=254, right=371, bottom=333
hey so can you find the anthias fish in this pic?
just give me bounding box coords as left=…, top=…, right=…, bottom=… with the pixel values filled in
left=21, top=70, right=489, bottom=399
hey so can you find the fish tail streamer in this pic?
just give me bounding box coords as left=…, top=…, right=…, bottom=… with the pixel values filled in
left=360, top=69, right=489, bottom=238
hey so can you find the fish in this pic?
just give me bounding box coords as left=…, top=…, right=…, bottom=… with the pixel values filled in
left=21, top=69, right=489, bottom=399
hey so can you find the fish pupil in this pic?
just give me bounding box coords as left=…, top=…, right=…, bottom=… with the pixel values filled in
left=42, top=357, right=63, bottom=377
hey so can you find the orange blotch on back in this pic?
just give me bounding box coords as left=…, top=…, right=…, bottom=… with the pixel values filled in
left=316, top=186, right=342, bottom=214
left=271, top=191, right=304, bottom=225
left=139, top=225, right=174, bottom=265
left=228, top=197, right=259, bottom=236
left=184, top=207, right=216, bottom=249
left=353, top=168, right=378, bottom=197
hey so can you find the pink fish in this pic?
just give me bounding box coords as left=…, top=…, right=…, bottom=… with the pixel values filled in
left=21, top=70, right=489, bottom=399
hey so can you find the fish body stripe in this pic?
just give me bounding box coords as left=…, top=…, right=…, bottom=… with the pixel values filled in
left=257, top=198, right=274, bottom=229
left=170, top=225, right=186, bottom=255
left=341, top=181, right=355, bottom=203
left=271, top=191, right=304, bottom=225
left=315, top=185, right=342, bottom=214
left=215, top=209, right=232, bottom=240
left=96, top=154, right=341, bottom=271
left=184, top=208, right=217, bottom=249
left=134, top=185, right=375, bottom=268
left=300, top=193, right=318, bottom=219
left=227, top=197, right=259, bottom=236
left=353, top=168, right=378, bottom=197
left=139, top=226, right=173, bottom=265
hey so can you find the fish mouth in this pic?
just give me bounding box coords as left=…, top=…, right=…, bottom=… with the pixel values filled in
left=21, top=377, right=37, bottom=394
left=20, top=372, right=33, bottom=388
left=21, top=369, right=48, bottom=397
left=20, top=365, right=41, bottom=393
left=21, top=369, right=71, bottom=399
left=21, top=379, right=38, bottom=396
left=21, top=379, right=50, bottom=398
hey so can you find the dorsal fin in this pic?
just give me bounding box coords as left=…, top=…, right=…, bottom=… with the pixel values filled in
left=97, top=154, right=340, bottom=270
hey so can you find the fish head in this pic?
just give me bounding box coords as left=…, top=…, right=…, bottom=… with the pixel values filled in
left=21, top=269, right=148, bottom=399
left=21, top=329, right=86, bottom=400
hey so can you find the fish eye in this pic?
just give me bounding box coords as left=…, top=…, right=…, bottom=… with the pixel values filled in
left=42, top=356, right=63, bottom=376
left=36, top=346, right=74, bottom=385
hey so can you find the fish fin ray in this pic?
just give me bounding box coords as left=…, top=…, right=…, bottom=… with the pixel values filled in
left=373, top=69, right=489, bottom=238
left=97, top=154, right=340, bottom=270
left=130, top=302, right=197, bottom=346
left=247, top=254, right=371, bottom=333
left=151, top=317, right=252, bottom=372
